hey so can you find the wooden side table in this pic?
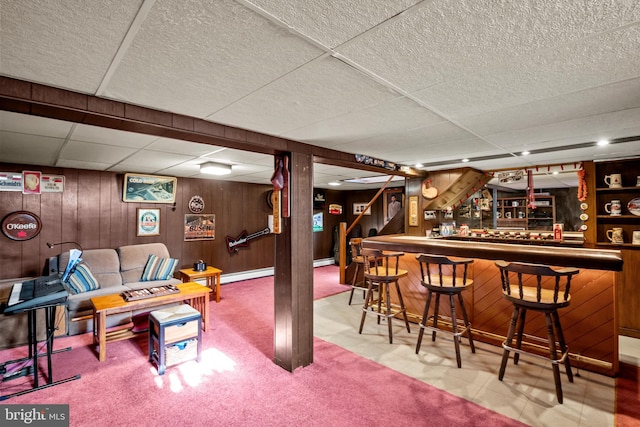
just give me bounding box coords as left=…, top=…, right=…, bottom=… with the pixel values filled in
left=178, top=266, right=222, bottom=302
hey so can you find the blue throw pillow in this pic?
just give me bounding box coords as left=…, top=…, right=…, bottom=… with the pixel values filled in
left=66, top=263, right=100, bottom=294
left=141, top=254, right=178, bottom=281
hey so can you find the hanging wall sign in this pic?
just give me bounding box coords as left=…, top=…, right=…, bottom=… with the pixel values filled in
left=41, top=174, right=65, bottom=192
left=329, top=204, right=343, bottom=215
left=188, top=195, right=205, bottom=213
left=0, top=172, right=24, bottom=192
left=22, top=171, right=41, bottom=194
left=1, top=211, right=42, bottom=241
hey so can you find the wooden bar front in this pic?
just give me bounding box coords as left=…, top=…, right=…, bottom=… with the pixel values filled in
left=362, top=235, right=623, bottom=376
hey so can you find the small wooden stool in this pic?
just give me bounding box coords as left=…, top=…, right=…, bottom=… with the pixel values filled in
left=149, top=304, right=202, bottom=375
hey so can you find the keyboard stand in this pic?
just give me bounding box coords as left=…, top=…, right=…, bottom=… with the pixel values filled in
left=1, top=302, right=81, bottom=400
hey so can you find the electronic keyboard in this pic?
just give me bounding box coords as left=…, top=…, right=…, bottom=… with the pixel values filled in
left=3, top=275, right=68, bottom=314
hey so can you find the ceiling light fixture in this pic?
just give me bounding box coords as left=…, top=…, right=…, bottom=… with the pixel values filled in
left=200, top=161, right=232, bottom=175
left=521, top=151, right=530, bottom=156
left=461, top=158, right=469, bottom=163
left=328, top=181, right=341, bottom=186
left=597, top=139, right=610, bottom=146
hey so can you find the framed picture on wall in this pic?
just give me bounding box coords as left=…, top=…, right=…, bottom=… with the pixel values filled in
left=137, top=208, right=160, bottom=236
left=408, top=195, right=419, bottom=226
left=353, top=203, right=371, bottom=215
left=123, top=173, right=177, bottom=203
left=184, top=214, right=215, bottom=241
left=384, top=188, right=404, bottom=224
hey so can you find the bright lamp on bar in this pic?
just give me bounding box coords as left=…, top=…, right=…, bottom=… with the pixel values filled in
left=200, top=162, right=232, bottom=176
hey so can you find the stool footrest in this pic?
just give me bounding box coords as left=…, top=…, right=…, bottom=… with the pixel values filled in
left=502, top=341, right=570, bottom=365
left=420, top=315, right=471, bottom=338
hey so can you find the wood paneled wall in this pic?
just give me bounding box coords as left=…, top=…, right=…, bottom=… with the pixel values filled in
left=0, top=163, right=369, bottom=280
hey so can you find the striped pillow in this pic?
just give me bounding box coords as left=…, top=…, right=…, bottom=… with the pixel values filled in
left=141, top=254, right=178, bottom=281
left=66, top=263, right=100, bottom=294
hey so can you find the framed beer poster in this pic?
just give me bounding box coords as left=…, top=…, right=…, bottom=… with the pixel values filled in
left=123, top=173, right=177, bottom=203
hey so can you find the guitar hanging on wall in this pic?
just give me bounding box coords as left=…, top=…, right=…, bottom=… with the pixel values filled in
left=225, top=227, right=271, bottom=254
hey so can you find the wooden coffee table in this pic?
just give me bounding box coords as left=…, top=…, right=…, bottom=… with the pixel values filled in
left=178, top=267, right=222, bottom=303
left=91, top=282, right=210, bottom=362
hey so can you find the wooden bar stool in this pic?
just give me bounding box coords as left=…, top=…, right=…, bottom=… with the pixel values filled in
left=415, top=254, right=475, bottom=368
left=495, top=261, right=578, bottom=404
left=347, top=238, right=367, bottom=305
left=358, top=248, right=411, bottom=344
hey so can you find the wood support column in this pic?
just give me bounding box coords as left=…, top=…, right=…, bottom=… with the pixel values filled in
left=273, top=150, right=314, bottom=371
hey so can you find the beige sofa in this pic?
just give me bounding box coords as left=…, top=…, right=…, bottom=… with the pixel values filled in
left=0, top=243, right=180, bottom=348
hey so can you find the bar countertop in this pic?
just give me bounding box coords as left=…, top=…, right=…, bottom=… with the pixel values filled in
left=362, top=234, right=623, bottom=271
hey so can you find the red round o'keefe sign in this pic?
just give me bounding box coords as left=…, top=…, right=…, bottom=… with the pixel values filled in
left=1, top=211, right=42, bottom=241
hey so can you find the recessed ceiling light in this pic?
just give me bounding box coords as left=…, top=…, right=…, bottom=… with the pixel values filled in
left=328, top=181, right=341, bottom=186
left=461, top=158, right=469, bottom=163
left=200, top=161, right=232, bottom=175
left=415, top=163, right=423, bottom=168
left=597, top=139, right=610, bottom=146
left=521, top=151, right=530, bottom=156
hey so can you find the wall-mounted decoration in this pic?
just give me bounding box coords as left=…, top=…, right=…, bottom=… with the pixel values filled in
left=354, top=154, right=399, bottom=171
left=184, top=214, right=215, bottom=241
left=353, top=203, right=371, bottom=215
left=384, top=188, right=404, bottom=224
left=0, top=172, right=23, bottom=192
left=41, top=174, right=65, bottom=193
left=188, top=195, right=205, bottom=213
left=123, top=173, right=177, bottom=203
left=225, top=227, right=270, bottom=254
left=313, top=212, right=323, bottom=232
left=329, top=204, right=343, bottom=215
left=313, top=190, right=326, bottom=209
left=409, top=196, right=419, bottom=226
left=137, top=208, right=160, bottom=236
left=421, top=179, right=438, bottom=199
left=1, top=211, right=42, bottom=241
left=22, top=170, right=41, bottom=194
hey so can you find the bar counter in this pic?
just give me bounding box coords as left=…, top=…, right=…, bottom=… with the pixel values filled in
left=361, top=234, right=624, bottom=376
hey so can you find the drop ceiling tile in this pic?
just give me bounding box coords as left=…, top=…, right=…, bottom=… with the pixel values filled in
left=71, top=124, right=158, bottom=148
left=248, top=0, right=422, bottom=48
left=0, top=1, right=141, bottom=93
left=414, top=25, right=640, bottom=119
left=0, top=132, right=65, bottom=165
left=0, top=111, right=73, bottom=137
left=338, top=0, right=640, bottom=93
left=103, top=0, right=324, bottom=118
left=209, top=56, right=401, bottom=136
left=201, top=149, right=273, bottom=165
left=458, top=78, right=640, bottom=137
left=284, top=96, right=445, bottom=145
left=117, top=150, right=196, bottom=171
left=483, top=108, right=640, bottom=150
left=60, top=140, right=138, bottom=163
left=146, top=138, right=225, bottom=156
left=55, top=159, right=115, bottom=171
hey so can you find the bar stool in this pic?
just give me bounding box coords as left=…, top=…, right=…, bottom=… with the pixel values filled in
left=415, top=254, right=475, bottom=368
left=495, top=260, right=578, bottom=404
left=347, top=238, right=367, bottom=305
left=358, top=248, right=411, bottom=343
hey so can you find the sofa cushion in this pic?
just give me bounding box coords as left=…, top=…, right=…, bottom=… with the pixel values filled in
left=66, top=263, right=100, bottom=294
left=118, top=243, right=173, bottom=284
left=141, top=254, right=178, bottom=281
left=59, top=249, right=122, bottom=288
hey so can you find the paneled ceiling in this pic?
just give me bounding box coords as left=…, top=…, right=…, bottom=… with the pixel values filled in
left=1, top=0, right=639, bottom=191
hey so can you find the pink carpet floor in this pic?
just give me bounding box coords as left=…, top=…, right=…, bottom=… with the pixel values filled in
left=0, top=265, right=526, bottom=426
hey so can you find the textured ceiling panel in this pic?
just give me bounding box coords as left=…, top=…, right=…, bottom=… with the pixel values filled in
left=247, top=0, right=422, bottom=48
left=0, top=112, right=73, bottom=138
left=0, top=132, right=65, bottom=166
left=60, top=141, right=138, bottom=164
left=209, top=56, right=401, bottom=135
left=459, top=78, right=640, bottom=137
left=70, top=124, right=157, bottom=148
left=0, top=0, right=142, bottom=93
left=283, top=95, right=445, bottom=145
left=415, top=25, right=640, bottom=119
left=103, top=0, right=324, bottom=117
